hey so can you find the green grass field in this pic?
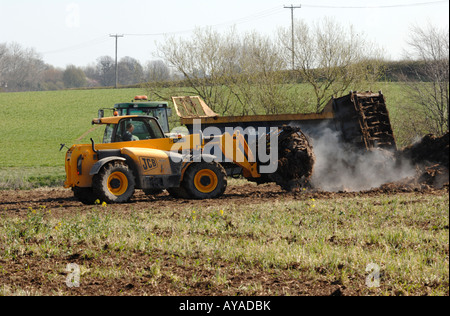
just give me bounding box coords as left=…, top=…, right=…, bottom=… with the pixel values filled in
left=0, top=88, right=147, bottom=166
left=0, top=88, right=148, bottom=188
left=0, top=83, right=416, bottom=189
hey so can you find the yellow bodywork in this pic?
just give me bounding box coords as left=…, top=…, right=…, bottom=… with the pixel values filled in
left=121, top=148, right=172, bottom=176
left=64, top=118, right=260, bottom=189
left=65, top=136, right=189, bottom=188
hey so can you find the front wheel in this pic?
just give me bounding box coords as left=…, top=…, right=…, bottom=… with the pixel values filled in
left=181, top=162, right=227, bottom=199
left=93, top=161, right=136, bottom=203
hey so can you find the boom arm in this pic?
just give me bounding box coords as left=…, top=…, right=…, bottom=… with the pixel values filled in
left=198, top=131, right=260, bottom=179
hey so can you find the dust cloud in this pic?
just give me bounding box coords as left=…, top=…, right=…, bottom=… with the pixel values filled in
left=308, top=128, right=416, bottom=192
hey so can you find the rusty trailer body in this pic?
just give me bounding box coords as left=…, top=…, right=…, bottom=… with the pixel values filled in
left=173, top=91, right=397, bottom=152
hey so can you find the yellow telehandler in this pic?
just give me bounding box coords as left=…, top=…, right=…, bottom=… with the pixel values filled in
left=64, top=110, right=315, bottom=204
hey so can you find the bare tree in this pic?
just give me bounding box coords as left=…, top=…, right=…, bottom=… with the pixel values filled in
left=402, top=23, right=449, bottom=136
left=225, top=31, right=292, bottom=115
left=0, top=43, right=7, bottom=86
left=278, top=18, right=384, bottom=112
left=96, top=56, right=115, bottom=86
left=155, top=28, right=239, bottom=113
left=0, top=42, right=45, bottom=91
left=40, top=65, right=65, bottom=90
left=0, top=53, right=7, bottom=90
left=154, top=28, right=227, bottom=113
left=145, top=60, right=171, bottom=82
left=82, top=63, right=101, bottom=87
left=155, top=28, right=291, bottom=115
left=118, top=56, right=144, bottom=86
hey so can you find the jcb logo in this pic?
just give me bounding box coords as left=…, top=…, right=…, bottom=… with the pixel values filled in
left=140, top=157, right=158, bottom=171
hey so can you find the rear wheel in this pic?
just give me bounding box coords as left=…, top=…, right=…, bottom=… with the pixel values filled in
left=181, top=162, right=227, bottom=199
left=93, top=161, right=136, bottom=203
left=269, top=126, right=316, bottom=191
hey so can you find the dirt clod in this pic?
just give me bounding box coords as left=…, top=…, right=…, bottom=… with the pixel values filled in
left=394, top=132, right=450, bottom=189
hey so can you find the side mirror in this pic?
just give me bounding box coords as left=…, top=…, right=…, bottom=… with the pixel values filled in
left=98, top=109, right=104, bottom=118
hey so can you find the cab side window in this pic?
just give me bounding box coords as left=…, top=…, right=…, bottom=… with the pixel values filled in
left=114, top=118, right=164, bottom=142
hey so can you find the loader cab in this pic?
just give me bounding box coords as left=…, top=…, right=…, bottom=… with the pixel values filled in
left=113, top=96, right=172, bottom=133
left=97, top=116, right=166, bottom=144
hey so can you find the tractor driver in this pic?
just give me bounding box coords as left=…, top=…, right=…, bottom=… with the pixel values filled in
left=122, top=123, right=139, bottom=141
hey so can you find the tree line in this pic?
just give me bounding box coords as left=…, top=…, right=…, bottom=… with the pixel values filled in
left=0, top=44, right=174, bottom=92
left=0, top=41, right=434, bottom=92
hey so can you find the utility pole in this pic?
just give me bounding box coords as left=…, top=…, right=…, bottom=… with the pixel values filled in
left=284, top=4, right=301, bottom=70
left=110, top=34, right=124, bottom=88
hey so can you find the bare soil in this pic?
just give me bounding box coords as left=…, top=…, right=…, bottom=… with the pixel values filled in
left=1, top=179, right=447, bottom=218
left=1, top=178, right=448, bottom=296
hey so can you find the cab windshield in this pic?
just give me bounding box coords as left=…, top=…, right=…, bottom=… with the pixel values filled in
left=117, top=107, right=170, bottom=132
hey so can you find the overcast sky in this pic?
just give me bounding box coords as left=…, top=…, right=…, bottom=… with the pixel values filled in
left=1, top=0, right=448, bottom=68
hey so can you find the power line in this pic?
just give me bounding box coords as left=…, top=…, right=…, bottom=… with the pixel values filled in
left=42, top=36, right=109, bottom=55
left=42, top=7, right=285, bottom=59
left=40, top=8, right=285, bottom=61
left=301, top=0, right=448, bottom=9
left=210, top=6, right=284, bottom=29
left=124, top=6, right=285, bottom=37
